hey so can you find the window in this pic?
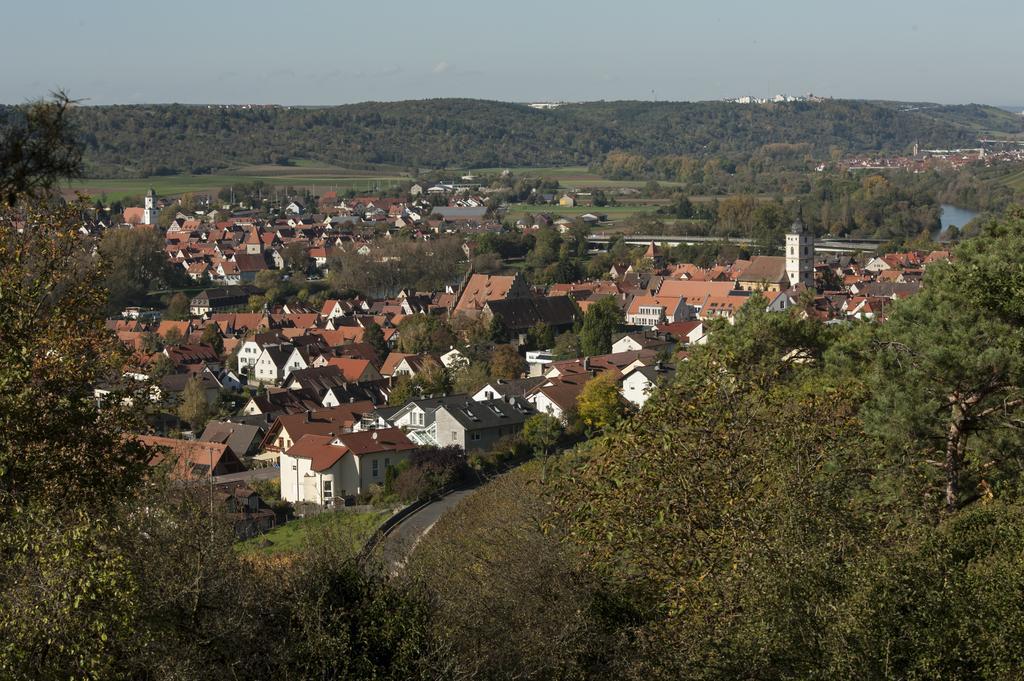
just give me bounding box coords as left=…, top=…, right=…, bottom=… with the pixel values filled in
left=323, top=480, right=333, bottom=500
left=372, top=460, right=379, bottom=477
left=451, top=431, right=458, bottom=441
left=471, top=432, right=482, bottom=441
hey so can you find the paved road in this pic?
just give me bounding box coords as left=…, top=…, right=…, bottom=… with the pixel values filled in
left=378, top=487, right=478, bottom=571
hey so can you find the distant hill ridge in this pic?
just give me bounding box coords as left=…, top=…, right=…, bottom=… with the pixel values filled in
left=16, top=98, right=1021, bottom=178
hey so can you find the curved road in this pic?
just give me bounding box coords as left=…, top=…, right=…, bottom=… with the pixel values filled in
left=377, top=487, right=478, bottom=571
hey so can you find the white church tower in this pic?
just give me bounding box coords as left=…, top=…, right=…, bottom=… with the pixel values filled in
left=785, top=216, right=814, bottom=289
left=143, top=188, right=159, bottom=225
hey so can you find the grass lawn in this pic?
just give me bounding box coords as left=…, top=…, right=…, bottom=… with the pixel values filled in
left=237, top=509, right=390, bottom=557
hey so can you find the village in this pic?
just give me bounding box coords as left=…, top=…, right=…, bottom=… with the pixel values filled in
left=837, top=139, right=1024, bottom=172
left=98, top=182, right=954, bottom=543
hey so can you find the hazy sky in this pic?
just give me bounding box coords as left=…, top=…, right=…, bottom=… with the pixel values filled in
left=3, top=0, right=1022, bottom=106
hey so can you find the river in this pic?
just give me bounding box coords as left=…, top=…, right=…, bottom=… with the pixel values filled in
left=939, top=204, right=979, bottom=233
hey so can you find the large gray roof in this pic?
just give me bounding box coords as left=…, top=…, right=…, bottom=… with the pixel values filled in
left=438, top=396, right=534, bottom=430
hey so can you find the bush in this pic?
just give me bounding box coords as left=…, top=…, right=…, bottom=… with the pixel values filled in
left=393, top=466, right=432, bottom=502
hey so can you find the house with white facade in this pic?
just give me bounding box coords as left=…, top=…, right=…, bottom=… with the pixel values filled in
left=527, top=377, right=589, bottom=424
left=625, top=295, right=687, bottom=328
left=279, top=428, right=415, bottom=505
left=252, top=344, right=308, bottom=384
left=620, top=363, right=675, bottom=408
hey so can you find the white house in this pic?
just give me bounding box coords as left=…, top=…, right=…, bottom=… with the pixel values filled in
left=237, top=337, right=279, bottom=374
left=620, top=363, right=675, bottom=408
left=625, top=295, right=686, bottom=328
left=764, top=290, right=796, bottom=313
left=864, top=256, right=892, bottom=273
left=279, top=428, right=415, bottom=505
left=526, top=377, right=588, bottom=424
left=611, top=332, right=674, bottom=355
left=252, top=345, right=307, bottom=384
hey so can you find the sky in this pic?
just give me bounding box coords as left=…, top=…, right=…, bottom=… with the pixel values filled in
left=3, top=0, right=1022, bottom=106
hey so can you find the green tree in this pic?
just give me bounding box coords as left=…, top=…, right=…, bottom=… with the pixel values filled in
left=452, top=362, right=490, bottom=395
left=0, top=201, right=152, bottom=510
left=140, top=331, right=163, bottom=354
left=407, top=463, right=623, bottom=680
left=0, top=199, right=153, bottom=678
left=552, top=331, right=581, bottom=360
left=200, top=324, right=224, bottom=355
left=0, top=92, right=81, bottom=205
left=579, top=296, right=623, bottom=356
left=415, top=363, right=452, bottom=398
left=554, top=367, right=881, bottom=679
left=388, top=375, right=417, bottom=406
left=847, top=207, right=1024, bottom=512
left=148, top=353, right=175, bottom=380
left=527, top=321, right=555, bottom=351
left=178, top=376, right=210, bottom=432
left=521, top=414, right=564, bottom=481
left=363, top=320, right=389, bottom=360
left=100, top=227, right=179, bottom=312
left=836, top=502, right=1024, bottom=679
left=254, top=269, right=281, bottom=291
left=163, top=326, right=184, bottom=346
left=397, top=314, right=455, bottom=354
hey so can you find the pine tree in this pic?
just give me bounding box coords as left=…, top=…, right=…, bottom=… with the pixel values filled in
left=363, top=320, right=388, bottom=360
left=579, top=296, right=622, bottom=356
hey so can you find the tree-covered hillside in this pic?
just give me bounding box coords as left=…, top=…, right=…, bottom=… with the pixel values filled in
left=872, top=100, right=1024, bottom=135
left=25, top=98, right=1020, bottom=177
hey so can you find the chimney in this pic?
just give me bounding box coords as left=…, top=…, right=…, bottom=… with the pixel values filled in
left=583, top=356, right=590, bottom=371
left=304, top=409, right=311, bottom=423
left=349, top=396, right=355, bottom=403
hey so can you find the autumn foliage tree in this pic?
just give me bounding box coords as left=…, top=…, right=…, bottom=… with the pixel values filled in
left=488, top=343, right=526, bottom=380
left=575, top=373, right=627, bottom=433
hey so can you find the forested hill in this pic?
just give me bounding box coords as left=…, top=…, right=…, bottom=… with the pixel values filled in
left=45, top=98, right=1024, bottom=177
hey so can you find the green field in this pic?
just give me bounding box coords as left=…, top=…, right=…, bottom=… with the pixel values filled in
left=504, top=203, right=664, bottom=222
left=237, top=509, right=389, bottom=556
left=469, top=165, right=684, bottom=190
left=65, top=162, right=408, bottom=202
left=65, top=163, right=690, bottom=202
left=1002, top=167, right=1024, bottom=191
